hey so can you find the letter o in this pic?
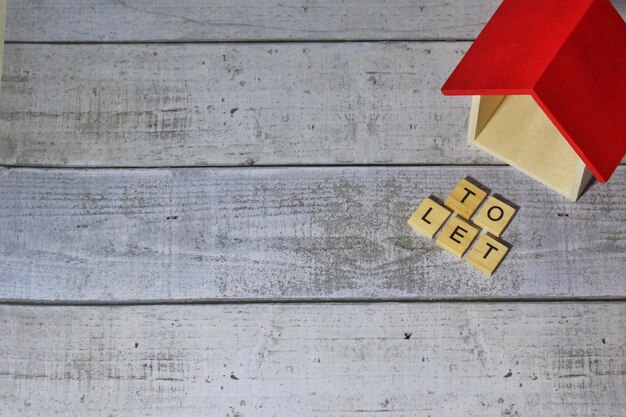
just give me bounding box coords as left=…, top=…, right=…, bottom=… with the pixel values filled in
left=487, top=206, right=504, bottom=221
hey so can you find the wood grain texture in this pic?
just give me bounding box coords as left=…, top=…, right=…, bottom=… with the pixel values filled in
left=0, top=42, right=498, bottom=167
left=471, top=95, right=589, bottom=201
left=1, top=166, right=624, bottom=302
left=3, top=43, right=625, bottom=168
left=0, top=0, right=5, bottom=93
left=4, top=0, right=504, bottom=42
left=1, top=302, right=625, bottom=416
left=5, top=0, right=626, bottom=43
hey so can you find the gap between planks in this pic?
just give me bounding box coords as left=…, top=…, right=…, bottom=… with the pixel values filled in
left=3, top=39, right=477, bottom=45
left=0, top=163, right=524, bottom=170
left=2, top=297, right=626, bottom=307
left=1, top=161, right=624, bottom=169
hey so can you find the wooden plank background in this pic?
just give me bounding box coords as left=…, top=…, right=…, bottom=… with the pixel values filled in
left=5, top=0, right=502, bottom=42
left=0, top=42, right=489, bottom=167
left=2, top=303, right=625, bottom=416
left=1, top=166, right=625, bottom=302
left=2, top=43, right=625, bottom=167
left=1, top=0, right=625, bottom=415
left=0, top=0, right=5, bottom=84
left=5, top=0, right=626, bottom=42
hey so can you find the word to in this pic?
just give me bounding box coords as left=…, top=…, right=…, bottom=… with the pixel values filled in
left=408, top=178, right=517, bottom=276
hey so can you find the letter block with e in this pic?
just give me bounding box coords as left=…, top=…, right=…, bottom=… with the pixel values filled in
left=407, top=177, right=516, bottom=276
left=436, top=216, right=479, bottom=257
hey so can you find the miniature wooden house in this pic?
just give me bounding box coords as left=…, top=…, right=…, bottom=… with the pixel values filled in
left=442, top=0, right=626, bottom=201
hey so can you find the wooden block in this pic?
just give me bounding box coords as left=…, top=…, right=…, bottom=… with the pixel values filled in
left=467, top=95, right=592, bottom=201
left=472, top=195, right=516, bottom=237
left=466, top=234, right=509, bottom=276
left=436, top=215, right=479, bottom=257
left=442, top=0, right=626, bottom=186
left=407, top=197, right=452, bottom=239
left=444, top=178, right=487, bottom=219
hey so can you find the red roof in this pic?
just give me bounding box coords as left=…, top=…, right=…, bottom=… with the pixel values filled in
left=442, top=0, right=626, bottom=182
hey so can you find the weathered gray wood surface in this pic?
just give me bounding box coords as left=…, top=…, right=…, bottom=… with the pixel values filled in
left=6, top=0, right=626, bottom=42
left=0, top=0, right=5, bottom=91
left=5, top=0, right=503, bottom=42
left=0, top=42, right=498, bottom=167
left=3, top=36, right=626, bottom=168
left=2, top=166, right=624, bottom=302
left=2, top=1, right=625, bottom=413
left=1, top=302, right=625, bottom=416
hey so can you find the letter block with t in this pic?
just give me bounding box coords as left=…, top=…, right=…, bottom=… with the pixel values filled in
left=466, top=234, right=509, bottom=276
left=407, top=197, right=452, bottom=238
left=406, top=177, right=517, bottom=276
left=444, top=178, right=487, bottom=219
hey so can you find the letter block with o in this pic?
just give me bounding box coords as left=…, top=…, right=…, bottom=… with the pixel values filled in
left=473, top=196, right=517, bottom=237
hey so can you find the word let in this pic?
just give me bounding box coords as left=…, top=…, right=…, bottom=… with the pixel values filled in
left=408, top=178, right=516, bottom=276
